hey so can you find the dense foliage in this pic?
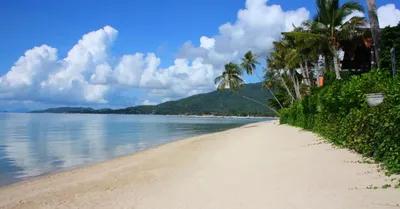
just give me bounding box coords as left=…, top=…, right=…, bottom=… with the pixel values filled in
left=380, top=23, right=400, bottom=73
left=31, top=83, right=277, bottom=116
left=280, top=70, right=400, bottom=174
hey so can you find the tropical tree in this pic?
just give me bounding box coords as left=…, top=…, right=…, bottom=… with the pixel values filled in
left=283, top=24, right=329, bottom=86
left=214, top=62, right=281, bottom=115
left=267, top=86, right=293, bottom=109
left=240, top=51, right=260, bottom=75
left=267, top=42, right=297, bottom=103
left=312, top=0, right=366, bottom=79
left=241, top=50, right=283, bottom=108
left=214, top=62, right=244, bottom=93
left=366, top=0, right=381, bottom=67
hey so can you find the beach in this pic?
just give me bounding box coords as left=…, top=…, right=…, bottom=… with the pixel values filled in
left=0, top=120, right=399, bottom=209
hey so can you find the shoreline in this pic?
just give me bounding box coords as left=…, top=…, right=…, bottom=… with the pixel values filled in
left=21, top=112, right=276, bottom=119
left=1, top=120, right=399, bottom=209
left=0, top=120, right=263, bottom=188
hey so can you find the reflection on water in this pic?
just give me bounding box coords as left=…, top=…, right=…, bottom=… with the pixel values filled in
left=0, top=113, right=265, bottom=186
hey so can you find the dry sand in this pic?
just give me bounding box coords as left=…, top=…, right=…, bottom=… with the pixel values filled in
left=0, top=120, right=399, bottom=209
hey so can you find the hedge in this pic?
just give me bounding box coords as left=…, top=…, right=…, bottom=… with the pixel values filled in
left=280, top=70, right=400, bottom=174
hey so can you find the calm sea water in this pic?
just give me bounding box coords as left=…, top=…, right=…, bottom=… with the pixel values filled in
left=0, top=113, right=265, bottom=186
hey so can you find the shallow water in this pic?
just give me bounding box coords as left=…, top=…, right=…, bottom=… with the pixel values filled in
left=0, top=113, right=266, bottom=186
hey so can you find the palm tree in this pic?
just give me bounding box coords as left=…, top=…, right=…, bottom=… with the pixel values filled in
left=215, top=62, right=281, bottom=116
left=266, top=72, right=298, bottom=109
left=241, top=51, right=283, bottom=109
left=240, top=51, right=260, bottom=75
left=283, top=24, right=329, bottom=87
left=313, top=0, right=366, bottom=79
left=214, top=62, right=244, bottom=93
left=366, top=0, right=381, bottom=68
left=267, top=43, right=296, bottom=103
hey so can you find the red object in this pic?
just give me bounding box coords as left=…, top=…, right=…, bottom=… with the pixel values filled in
left=364, top=37, right=373, bottom=47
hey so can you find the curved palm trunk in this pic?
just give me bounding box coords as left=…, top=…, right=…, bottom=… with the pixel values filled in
left=276, top=70, right=295, bottom=103
left=254, top=71, right=283, bottom=109
left=305, top=62, right=311, bottom=86
left=294, top=76, right=301, bottom=100
left=366, top=0, right=381, bottom=68
left=289, top=70, right=302, bottom=100
left=299, top=63, right=309, bottom=86
left=315, top=60, right=321, bottom=87
left=241, top=95, right=280, bottom=116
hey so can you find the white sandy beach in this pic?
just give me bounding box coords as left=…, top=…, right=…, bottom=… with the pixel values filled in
left=0, top=120, right=399, bottom=209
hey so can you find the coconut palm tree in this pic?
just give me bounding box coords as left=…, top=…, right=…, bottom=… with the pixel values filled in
left=283, top=24, right=329, bottom=86
left=366, top=0, right=381, bottom=67
left=240, top=51, right=260, bottom=75
left=267, top=42, right=296, bottom=103
left=313, top=0, right=366, bottom=79
left=215, top=62, right=281, bottom=115
left=264, top=71, right=294, bottom=109
left=241, top=51, right=283, bottom=108
left=214, top=62, right=244, bottom=93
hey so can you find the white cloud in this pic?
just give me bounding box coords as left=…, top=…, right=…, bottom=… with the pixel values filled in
left=0, top=0, right=311, bottom=106
left=162, top=98, right=172, bottom=103
left=142, top=100, right=158, bottom=105
left=90, top=64, right=113, bottom=85
left=344, top=4, right=400, bottom=28
left=178, top=0, right=309, bottom=63
left=200, top=36, right=216, bottom=49
left=0, top=26, right=117, bottom=104
left=377, top=4, right=400, bottom=27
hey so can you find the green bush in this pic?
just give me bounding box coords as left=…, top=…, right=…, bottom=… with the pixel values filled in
left=280, top=70, right=400, bottom=174
left=380, top=23, right=400, bottom=72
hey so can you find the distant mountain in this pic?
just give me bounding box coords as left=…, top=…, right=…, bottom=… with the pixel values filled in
left=30, top=83, right=276, bottom=116
left=30, top=107, right=95, bottom=113
left=1, top=108, right=30, bottom=113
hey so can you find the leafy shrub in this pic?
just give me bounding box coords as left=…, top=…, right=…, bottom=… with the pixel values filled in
left=280, top=70, right=400, bottom=174
left=380, top=23, right=400, bottom=72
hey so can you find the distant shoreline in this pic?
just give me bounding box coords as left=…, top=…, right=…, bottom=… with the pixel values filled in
left=24, top=112, right=277, bottom=119
left=168, top=114, right=277, bottom=119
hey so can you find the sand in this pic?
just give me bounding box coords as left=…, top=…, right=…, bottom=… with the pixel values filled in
left=0, top=120, right=399, bottom=209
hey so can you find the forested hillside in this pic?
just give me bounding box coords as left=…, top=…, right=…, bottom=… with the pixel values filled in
left=31, top=83, right=276, bottom=116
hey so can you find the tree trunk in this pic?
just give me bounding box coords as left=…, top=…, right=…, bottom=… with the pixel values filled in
left=315, top=61, right=320, bottom=87
left=305, top=61, right=311, bottom=86
left=290, top=71, right=302, bottom=100
left=277, top=70, right=295, bottom=103
left=254, top=71, right=283, bottom=109
left=323, top=55, right=330, bottom=73
left=294, top=75, right=302, bottom=100
left=366, top=0, right=381, bottom=68
left=241, top=96, right=280, bottom=116
left=299, top=63, right=309, bottom=86
left=333, top=49, right=342, bottom=80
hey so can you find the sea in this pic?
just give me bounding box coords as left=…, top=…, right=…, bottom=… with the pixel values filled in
left=0, top=113, right=266, bottom=186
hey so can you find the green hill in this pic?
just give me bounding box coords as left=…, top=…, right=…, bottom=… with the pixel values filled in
left=30, top=107, right=95, bottom=113
left=31, top=83, right=276, bottom=116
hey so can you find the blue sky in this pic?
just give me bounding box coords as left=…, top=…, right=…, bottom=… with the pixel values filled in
left=0, top=0, right=399, bottom=111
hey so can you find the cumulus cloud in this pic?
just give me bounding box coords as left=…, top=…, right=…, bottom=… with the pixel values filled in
left=344, top=4, right=400, bottom=28
left=142, top=100, right=158, bottom=105
left=1, top=0, right=312, bottom=106
left=377, top=4, right=400, bottom=27
left=178, top=0, right=309, bottom=62
left=0, top=26, right=117, bottom=104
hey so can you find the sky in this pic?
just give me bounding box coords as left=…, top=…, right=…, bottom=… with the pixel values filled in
left=0, top=0, right=399, bottom=111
